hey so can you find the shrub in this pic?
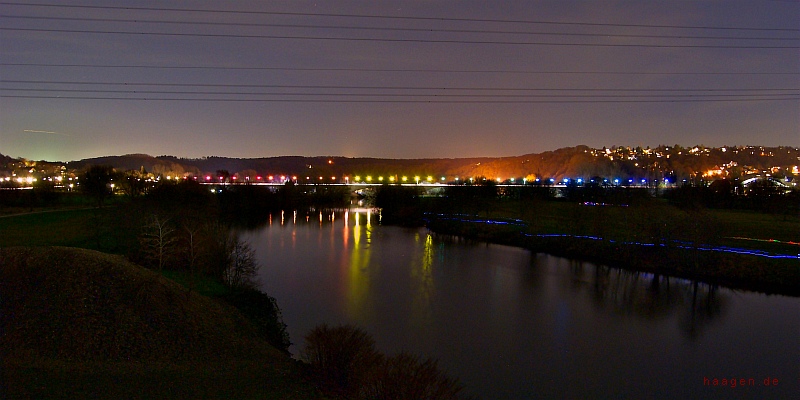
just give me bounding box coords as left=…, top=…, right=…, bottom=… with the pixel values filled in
left=301, top=324, right=381, bottom=397
left=361, top=352, right=464, bottom=400
left=302, top=324, right=466, bottom=399
left=220, top=287, right=292, bottom=354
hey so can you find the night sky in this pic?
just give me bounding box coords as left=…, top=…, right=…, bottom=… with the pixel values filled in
left=1, top=1, right=798, bottom=161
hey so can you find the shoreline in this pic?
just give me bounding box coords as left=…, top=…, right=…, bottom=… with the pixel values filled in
left=423, top=215, right=800, bottom=297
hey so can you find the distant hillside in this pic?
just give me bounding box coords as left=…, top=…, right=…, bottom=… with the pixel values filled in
left=26, top=145, right=800, bottom=182
left=0, top=153, right=16, bottom=166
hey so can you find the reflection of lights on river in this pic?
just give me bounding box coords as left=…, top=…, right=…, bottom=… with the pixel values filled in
left=347, top=213, right=372, bottom=320
left=343, top=214, right=349, bottom=247
left=409, top=233, right=435, bottom=329
left=423, top=234, right=434, bottom=272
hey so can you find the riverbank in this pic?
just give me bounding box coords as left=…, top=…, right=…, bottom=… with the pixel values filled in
left=0, top=247, right=322, bottom=399
left=424, top=213, right=800, bottom=296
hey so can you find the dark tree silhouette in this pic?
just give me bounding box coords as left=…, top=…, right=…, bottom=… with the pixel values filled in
left=80, top=165, right=115, bottom=207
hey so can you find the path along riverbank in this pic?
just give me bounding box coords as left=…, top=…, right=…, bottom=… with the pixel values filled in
left=423, top=213, right=800, bottom=297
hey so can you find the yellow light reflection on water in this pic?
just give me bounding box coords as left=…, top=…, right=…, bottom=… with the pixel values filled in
left=346, top=218, right=372, bottom=320
left=410, top=233, right=435, bottom=329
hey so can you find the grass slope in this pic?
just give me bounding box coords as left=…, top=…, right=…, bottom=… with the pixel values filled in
left=0, top=246, right=320, bottom=399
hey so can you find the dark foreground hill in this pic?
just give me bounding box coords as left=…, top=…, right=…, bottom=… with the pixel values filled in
left=0, top=247, right=320, bottom=399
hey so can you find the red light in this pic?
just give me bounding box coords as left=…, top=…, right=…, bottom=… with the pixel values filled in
left=256, top=176, right=262, bottom=180
left=205, top=175, right=211, bottom=181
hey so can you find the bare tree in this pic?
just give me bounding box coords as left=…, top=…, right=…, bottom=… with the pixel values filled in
left=140, top=214, right=176, bottom=271
left=223, top=235, right=259, bottom=289
left=181, top=221, right=204, bottom=293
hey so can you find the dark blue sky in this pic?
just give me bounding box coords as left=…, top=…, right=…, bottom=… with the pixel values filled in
left=1, top=0, right=798, bottom=161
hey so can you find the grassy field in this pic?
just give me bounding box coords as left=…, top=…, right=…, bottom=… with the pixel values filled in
left=0, top=204, right=143, bottom=255
left=422, top=197, right=799, bottom=295
left=472, top=199, right=800, bottom=256
left=0, top=247, right=321, bottom=399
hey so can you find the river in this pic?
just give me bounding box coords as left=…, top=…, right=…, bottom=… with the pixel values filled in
left=244, top=209, right=799, bottom=399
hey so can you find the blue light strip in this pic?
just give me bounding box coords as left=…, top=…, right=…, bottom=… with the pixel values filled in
left=424, top=213, right=800, bottom=260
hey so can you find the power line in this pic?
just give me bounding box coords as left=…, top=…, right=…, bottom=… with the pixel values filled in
left=2, top=63, right=796, bottom=76
left=1, top=2, right=796, bottom=32
left=4, top=15, right=797, bottom=41
left=2, top=80, right=796, bottom=91
left=3, top=27, right=797, bottom=49
left=4, top=88, right=796, bottom=98
left=2, top=94, right=797, bottom=103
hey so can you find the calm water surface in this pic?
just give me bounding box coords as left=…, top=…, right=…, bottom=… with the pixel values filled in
left=244, top=209, right=799, bottom=399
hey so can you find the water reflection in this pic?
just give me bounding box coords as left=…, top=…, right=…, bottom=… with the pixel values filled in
left=564, top=262, right=728, bottom=338
left=245, top=211, right=798, bottom=399
left=258, top=209, right=732, bottom=339
left=347, top=217, right=371, bottom=320
left=410, top=233, right=435, bottom=330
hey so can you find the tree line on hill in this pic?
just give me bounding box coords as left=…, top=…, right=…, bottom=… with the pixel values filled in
left=4, top=145, right=797, bottom=186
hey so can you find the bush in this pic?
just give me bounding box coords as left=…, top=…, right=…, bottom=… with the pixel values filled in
left=301, top=324, right=381, bottom=397
left=220, top=287, right=291, bottom=354
left=302, top=324, right=465, bottom=399
left=361, top=352, right=464, bottom=400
